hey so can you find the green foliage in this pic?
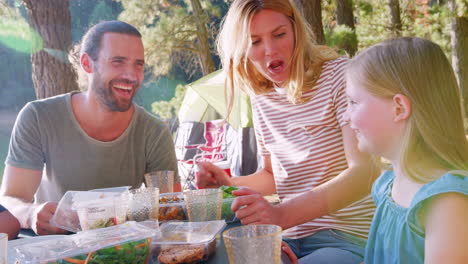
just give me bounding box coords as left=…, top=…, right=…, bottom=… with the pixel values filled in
left=325, top=25, right=358, bottom=56
left=116, top=0, right=229, bottom=121
left=69, top=0, right=122, bottom=42
left=134, top=77, right=184, bottom=113
left=353, top=0, right=452, bottom=54
left=0, top=2, right=43, bottom=54
left=115, top=0, right=228, bottom=80
left=88, top=1, right=116, bottom=26
left=455, top=0, right=467, bottom=17
left=151, top=83, right=187, bottom=120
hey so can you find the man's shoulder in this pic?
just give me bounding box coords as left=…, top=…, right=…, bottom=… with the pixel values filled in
left=25, top=92, right=71, bottom=111
left=133, top=104, right=167, bottom=129
left=18, top=93, right=72, bottom=122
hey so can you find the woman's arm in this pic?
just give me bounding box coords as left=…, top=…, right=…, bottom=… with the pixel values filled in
left=275, top=125, right=380, bottom=229
left=424, top=192, right=468, bottom=263
left=231, top=125, right=380, bottom=228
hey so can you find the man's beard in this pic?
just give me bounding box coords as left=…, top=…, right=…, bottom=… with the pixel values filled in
left=92, top=74, right=139, bottom=112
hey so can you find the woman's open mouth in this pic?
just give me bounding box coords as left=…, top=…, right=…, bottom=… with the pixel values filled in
left=267, top=60, right=285, bottom=74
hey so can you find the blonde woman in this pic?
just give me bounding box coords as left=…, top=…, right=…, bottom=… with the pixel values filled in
left=344, top=37, right=468, bottom=263
left=195, top=0, right=380, bottom=262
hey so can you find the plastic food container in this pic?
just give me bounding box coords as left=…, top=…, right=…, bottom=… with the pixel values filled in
left=151, top=220, right=226, bottom=264
left=50, top=190, right=128, bottom=233
left=158, top=192, right=187, bottom=221
left=74, top=196, right=128, bottom=231
left=12, top=222, right=157, bottom=264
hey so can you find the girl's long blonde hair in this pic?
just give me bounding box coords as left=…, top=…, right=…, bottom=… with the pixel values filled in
left=217, top=0, right=338, bottom=118
left=347, top=37, right=468, bottom=182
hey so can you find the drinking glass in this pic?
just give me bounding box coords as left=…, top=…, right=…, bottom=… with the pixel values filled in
left=144, top=171, right=175, bottom=194
left=183, top=188, right=222, bottom=221
left=223, top=225, right=282, bottom=264
left=127, top=187, right=159, bottom=222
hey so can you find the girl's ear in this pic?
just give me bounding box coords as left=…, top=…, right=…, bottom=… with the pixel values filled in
left=393, top=94, right=411, bottom=122
left=80, top=53, right=93, bottom=73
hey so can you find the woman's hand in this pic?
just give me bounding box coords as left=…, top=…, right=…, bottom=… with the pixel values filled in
left=231, top=188, right=284, bottom=227
left=194, top=161, right=232, bottom=189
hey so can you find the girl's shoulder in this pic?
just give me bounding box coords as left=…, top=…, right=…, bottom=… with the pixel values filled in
left=413, top=172, right=468, bottom=205
left=407, top=172, right=468, bottom=234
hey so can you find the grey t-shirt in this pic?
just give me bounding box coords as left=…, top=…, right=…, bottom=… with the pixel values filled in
left=6, top=92, right=178, bottom=203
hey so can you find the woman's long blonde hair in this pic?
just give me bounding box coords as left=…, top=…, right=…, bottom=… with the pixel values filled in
left=347, top=37, right=468, bottom=182
left=217, top=0, right=338, bottom=118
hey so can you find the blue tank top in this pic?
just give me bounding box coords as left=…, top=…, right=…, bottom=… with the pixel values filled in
left=364, top=170, right=468, bottom=264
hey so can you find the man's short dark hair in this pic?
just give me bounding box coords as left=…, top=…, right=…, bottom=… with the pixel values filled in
left=81, top=20, right=142, bottom=61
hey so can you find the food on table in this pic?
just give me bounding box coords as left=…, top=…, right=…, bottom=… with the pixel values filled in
left=45, top=238, right=152, bottom=264
left=158, top=244, right=205, bottom=264
left=75, top=197, right=126, bottom=231
left=158, top=194, right=187, bottom=221
left=156, top=239, right=216, bottom=264
left=89, top=218, right=117, bottom=229
left=219, top=186, right=239, bottom=199
left=14, top=222, right=156, bottom=264
left=152, top=220, right=225, bottom=264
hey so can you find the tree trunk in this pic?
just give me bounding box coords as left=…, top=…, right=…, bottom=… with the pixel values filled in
left=23, top=0, right=78, bottom=99
left=448, top=0, right=468, bottom=118
left=388, top=0, right=402, bottom=36
left=336, top=0, right=357, bottom=56
left=296, top=0, right=325, bottom=44
left=190, top=0, right=215, bottom=75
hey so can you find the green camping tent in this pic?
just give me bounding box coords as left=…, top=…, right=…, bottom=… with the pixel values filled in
left=178, top=70, right=253, bottom=130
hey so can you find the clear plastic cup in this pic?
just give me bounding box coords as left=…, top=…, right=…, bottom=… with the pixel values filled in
left=127, top=187, right=160, bottom=222
left=183, top=188, right=222, bottom=221
left=144, top=171, right=175, bottom=193
left=223, top=225, right=282, bottom=264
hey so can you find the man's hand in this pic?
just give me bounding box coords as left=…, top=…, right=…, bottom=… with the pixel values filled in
left=231, top=188, right=284, bottom=227
left=195, top=161, right=232, bottom=189
left=30, top=202, right=68, bottom=235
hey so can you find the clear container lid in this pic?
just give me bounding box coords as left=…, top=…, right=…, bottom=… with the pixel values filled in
left=50, top=190, right=128, bottom=233
left=154, top=220, right=226, bottom=245
left=13, top=222, right=157, bottom=263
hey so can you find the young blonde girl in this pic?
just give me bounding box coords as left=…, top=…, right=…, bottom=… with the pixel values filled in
left=345, top=37, right=468, bottom=263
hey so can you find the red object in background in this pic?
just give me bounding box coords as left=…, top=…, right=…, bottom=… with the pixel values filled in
left=179, top=120, right=232, bottom=190
left=214, top=160, right=231, bottom=178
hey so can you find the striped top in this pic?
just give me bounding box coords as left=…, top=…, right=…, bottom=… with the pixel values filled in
left=250, top=57, right=375, bottom=239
